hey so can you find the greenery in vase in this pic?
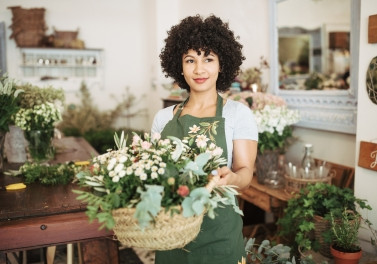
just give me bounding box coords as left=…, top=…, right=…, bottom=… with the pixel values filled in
left=14, top=103, right=62, bottom=161
left=74, top=131, right=242, bottom=230
left=277, top=183, right=371, bottom=255
left=227, top=91, right=300, bottom=153
left=0, top=74, right=24, bottom=132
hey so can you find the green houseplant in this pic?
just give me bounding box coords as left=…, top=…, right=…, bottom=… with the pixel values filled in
left=277, top=183, right=371, bottom=257
left=329, top=209, right=363, bottom=263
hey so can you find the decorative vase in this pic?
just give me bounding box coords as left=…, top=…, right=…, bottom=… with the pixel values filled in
left=25, top=129, right=55, bottom=162
left=4, top=125, right=27, bottom=163
left=255, top=149, right=279, bottom=184
left=0, top=131, right=6, bottom=173
left=331, top=245, right=362, bottom=264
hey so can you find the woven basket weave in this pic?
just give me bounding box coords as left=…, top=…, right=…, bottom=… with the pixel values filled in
left=112, top=207, right=204, bottom=250
left=313, top=215, right=332, bottom=258
left=284, top=175, right=332, bottom=193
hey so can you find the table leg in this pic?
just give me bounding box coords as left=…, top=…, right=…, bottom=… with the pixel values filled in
left=80, top=238, right=119, bottom=264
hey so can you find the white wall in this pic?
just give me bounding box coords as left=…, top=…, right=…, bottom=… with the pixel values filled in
left=355, top=0, right=377, bottom=254
left=0, top=0, right=269, bottom=131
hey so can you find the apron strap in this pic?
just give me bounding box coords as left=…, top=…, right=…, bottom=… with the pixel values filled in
left=173, top=94, right=223, bottom=119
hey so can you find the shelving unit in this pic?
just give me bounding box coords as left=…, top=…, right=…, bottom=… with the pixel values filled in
left=18, top=47, right=104, bottom=92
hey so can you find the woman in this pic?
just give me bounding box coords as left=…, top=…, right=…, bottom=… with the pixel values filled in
left=151, top=14, right=258, bottom=264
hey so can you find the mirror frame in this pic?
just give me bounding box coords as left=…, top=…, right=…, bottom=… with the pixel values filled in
left=269, top=0, right=360, bottom=134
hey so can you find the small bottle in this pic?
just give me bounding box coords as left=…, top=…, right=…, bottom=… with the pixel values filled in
left=301, top=143, right=316, bottom=170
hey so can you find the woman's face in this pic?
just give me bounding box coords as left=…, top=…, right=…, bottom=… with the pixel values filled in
left=182, top=49, right=220, bottom=93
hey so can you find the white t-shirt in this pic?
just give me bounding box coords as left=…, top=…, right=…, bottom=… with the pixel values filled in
left=151, top=99, right=258, bottom=168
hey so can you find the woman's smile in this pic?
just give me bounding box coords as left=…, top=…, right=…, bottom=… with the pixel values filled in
left=193, top=78, right=208, bottom=84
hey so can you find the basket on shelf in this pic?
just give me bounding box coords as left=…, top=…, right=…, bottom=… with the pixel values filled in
left=284, top=174, right=333, bottom=194
left=8, top=6, right=47, bottom=47
left=112, top=207, right=204, bottom=250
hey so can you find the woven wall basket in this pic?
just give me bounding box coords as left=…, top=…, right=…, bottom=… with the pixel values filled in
left=112, top=207, right=204, bottom=250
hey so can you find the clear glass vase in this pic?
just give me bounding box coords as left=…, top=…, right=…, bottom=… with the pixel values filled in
left=25, top=129, right=55, bottom=162
left=255, top=149, right=279, bottom=184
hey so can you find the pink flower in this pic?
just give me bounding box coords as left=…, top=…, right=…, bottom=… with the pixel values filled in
left=177, top=185, right=190, bottom=197
left=132, top=135, right=141, bottom=146
left=141, top=141, right=152, bottom=149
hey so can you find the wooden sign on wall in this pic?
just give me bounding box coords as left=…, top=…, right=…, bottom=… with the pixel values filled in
left=369, top=14, right=377, bottom=44
left=358, top=141, right=377, bottom=172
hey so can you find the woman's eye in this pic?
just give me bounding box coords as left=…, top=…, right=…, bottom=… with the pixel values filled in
left=205, top=58, right=213, bottom=63
left=185, top=59, right=194, bottom=63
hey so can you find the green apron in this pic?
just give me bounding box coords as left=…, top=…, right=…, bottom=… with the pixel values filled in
left=156, top=94, right=245, bottom=264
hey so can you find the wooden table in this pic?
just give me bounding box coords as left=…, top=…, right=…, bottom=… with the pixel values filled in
left=240, top=177, right=292, bottom=214
left=0, top=137, right=118, bottom=264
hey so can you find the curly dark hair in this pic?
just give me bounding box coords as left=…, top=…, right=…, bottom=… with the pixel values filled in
left=159, top=14, right=245, bottom=92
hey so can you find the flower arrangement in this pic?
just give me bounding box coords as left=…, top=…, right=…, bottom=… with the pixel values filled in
left=227, top=91, right=300, bottom=153
left=74, top=131, right=242, bottom=231
left=14, top=102, right=62, bottom=161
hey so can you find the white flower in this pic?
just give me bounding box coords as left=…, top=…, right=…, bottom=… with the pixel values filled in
left=195, top=135, right=209, bottom=148
left=189, top=124, right=200, bottom=133
left=112, top=176, right=120, bottom=182
left=118, top=170, right=126, bottom=178
left=114, top=163, right=124, bottom=173
left=151, top=172, right=158, bottom=179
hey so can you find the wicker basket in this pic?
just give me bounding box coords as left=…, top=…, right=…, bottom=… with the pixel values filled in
left=284, top=174, right=332, bottom=193
left=8, top=6, right=47, bottom=47
left=112, top=207, right=204, bottom=250
left=313, top=215, right=332, bottom=258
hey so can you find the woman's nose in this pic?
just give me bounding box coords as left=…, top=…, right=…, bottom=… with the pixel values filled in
left=194, top=61, right=205, bottom=74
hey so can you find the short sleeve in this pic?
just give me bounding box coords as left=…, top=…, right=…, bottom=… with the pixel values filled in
left=233, top=102, right=258, bottom=141
left=151, top=105, right=175, bottom=134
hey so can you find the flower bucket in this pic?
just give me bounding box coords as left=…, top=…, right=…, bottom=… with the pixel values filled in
left=112, top=207, right=204, bottom=250
left=25, top=129, right=55, bottom=162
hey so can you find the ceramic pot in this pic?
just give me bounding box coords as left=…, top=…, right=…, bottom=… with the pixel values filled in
left=255, top=149, right=279, bottom=184
left=331, top=245, right=362, bottom=264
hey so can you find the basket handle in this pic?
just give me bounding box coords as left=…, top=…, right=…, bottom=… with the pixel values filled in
left=205, top=173, right=220, bottom=192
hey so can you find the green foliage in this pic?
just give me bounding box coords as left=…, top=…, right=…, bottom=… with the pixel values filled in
left=243, top=238, right=318, bottom=264
left=16, top=82, right=64, bottom=109
left=15, top=162, right=77, bottom=185
left=258, top=126, right=294, bottom=154
left=277, top=183, right=371, bottom=254
left=0, top=74, right=24, bottom=132
left=330, top=209, right=361, bottom=252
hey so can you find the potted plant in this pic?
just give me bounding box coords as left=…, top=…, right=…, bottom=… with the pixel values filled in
left=277, top=183, right=372, bottom=258
left=329, top=209, right=362, bottom=264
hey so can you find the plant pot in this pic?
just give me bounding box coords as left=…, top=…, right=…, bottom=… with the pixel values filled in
left=331, top=245, right=362, bottom=264
left=25, top=129, right=55, bottom=162
left=255, top=149, right=279, bottom=184
left=313, top=215, right=332, bottom=258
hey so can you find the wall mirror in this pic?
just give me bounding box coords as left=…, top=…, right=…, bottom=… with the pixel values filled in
left=269, top=0, right=360, bottom=134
